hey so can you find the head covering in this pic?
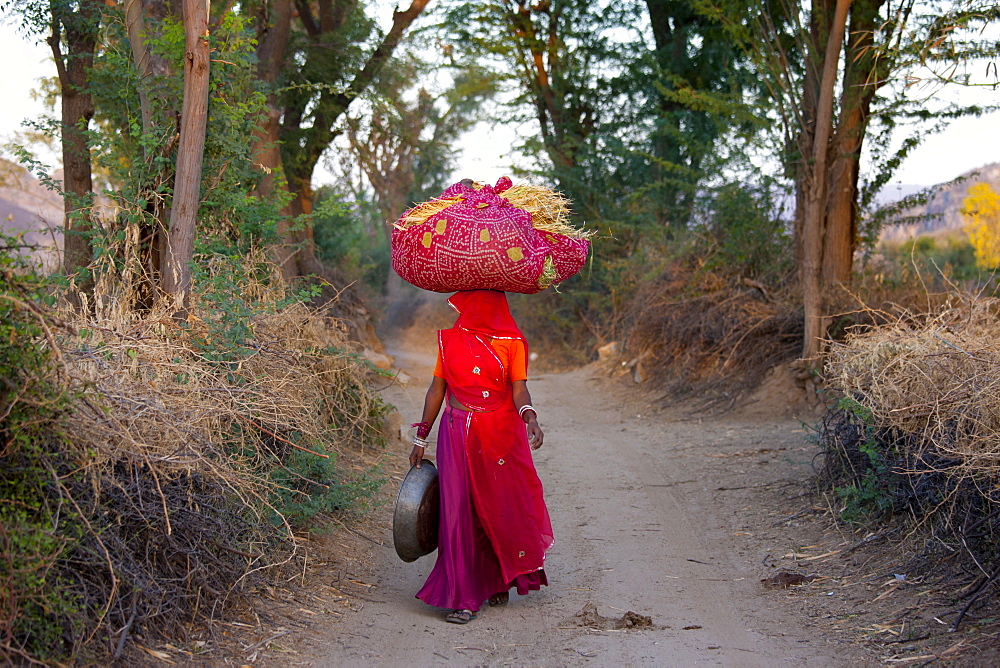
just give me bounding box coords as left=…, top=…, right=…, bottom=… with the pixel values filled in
left=448, top=290, right=526, bottom=345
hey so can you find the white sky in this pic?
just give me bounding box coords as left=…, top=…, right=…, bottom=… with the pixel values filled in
left=1, top=22, right=996, bottom=189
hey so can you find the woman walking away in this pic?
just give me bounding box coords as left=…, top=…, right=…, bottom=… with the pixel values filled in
left=409, top=289, right=553, bottom=624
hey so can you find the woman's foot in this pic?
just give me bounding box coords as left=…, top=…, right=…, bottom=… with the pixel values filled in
left=488, top=591, right=509, bottom=607
left=445, top=609, right=477, bottom=624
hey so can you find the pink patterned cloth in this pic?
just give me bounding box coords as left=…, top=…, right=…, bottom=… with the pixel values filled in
left=391, top=177, right=589, bottom=294
left=416, top=406, right=548, bottom=612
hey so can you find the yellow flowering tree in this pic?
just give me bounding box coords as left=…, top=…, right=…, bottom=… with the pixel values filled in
left=962, top=183, right=1000, bottom=270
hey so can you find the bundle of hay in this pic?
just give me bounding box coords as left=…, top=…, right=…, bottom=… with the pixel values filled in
left=827, top=298, right=1000, bottom=471
left=391, top=178, right=592, bottom=294
left=398, top=182, right=591, bottom=241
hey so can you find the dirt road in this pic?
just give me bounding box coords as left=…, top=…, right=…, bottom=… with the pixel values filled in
left=300, top=335, right=870, bottom=666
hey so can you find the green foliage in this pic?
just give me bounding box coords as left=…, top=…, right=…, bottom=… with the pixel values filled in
left=877, top=234, right=989, bottom=291
left=312, top=186, right=389, bottom=292
left=276, top=1, right=376, bottom=183
left=830, top=397, right=900, bottom=526
left=269, top=446, right=384, bottom=525
left=432, top=0, right=781, bottom=361
left=84, top=8, right=281, bottom=290
left=836, top=466, right=897, bottom=525
left=0, top=236, right=84, bottom=662
left=189, top=255, right=321, bottom=364
left=697, top=181, right=793, bottom=283
left=186, top=253, right=389, bottom=527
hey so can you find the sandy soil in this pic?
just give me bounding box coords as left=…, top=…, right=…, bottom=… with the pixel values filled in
left=270, top=323, right=874, bottom=666
left=140, top=300, right=1000, bottom=666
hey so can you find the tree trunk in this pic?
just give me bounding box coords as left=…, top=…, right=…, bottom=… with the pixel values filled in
left=124, top=0, right=154, bottom=132
left=794, top=0, right=834, bottom=275
left=252, top=0, right=294, bottom=279
left=821, top=0, right=886, bottom=286
left=800, top=0, right=852, bottom=360
left=49, top=0, right=101, bottom=290
left=284, top=175, right=326, bottom=278
left=162, top=0, right=210, bottom=307
left=124, top=0, right=179, bottom=306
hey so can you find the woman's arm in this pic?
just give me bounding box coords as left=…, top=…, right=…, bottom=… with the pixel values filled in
left=411, top=375, right=447, bottom=468
left=512, top=379, right=544, bottom=450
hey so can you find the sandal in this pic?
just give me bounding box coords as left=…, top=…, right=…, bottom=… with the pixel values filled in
left=445, top=609, right=477, bottom=624
left=488, top=592, right=509, bottom=607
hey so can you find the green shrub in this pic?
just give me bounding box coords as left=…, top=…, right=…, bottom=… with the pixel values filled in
left=824, top=396, right=903, bottom=526
left=0, top=236, right=86, bottom=662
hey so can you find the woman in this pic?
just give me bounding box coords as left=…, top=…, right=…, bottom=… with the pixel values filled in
left=409, top=289, right=553, bottom=624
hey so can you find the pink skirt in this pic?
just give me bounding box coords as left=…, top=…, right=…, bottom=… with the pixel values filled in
left=416, top=406, right=547, bottom=612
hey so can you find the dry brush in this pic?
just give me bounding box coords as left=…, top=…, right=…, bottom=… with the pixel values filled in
left=1, top=267, right=388, bottom=663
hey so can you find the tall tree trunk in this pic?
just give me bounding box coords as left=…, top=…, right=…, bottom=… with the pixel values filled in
left=162, top=0, right=210, bottom=307
left=800, top=0, right=852, bottom=360
left=49, top=0, right=101, bottom=291
left=794, top=0, right=834, bottom=275
left=124, top=0, right=179, bottom=305
left=252, top=0, right=294, bottom=279
left=821, top=0, right=887, bottom=286
left=124, top=0, right=154, bottom=132
left=283, top=177, right=326, bottom=277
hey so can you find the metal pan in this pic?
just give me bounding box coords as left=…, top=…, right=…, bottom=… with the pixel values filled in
left=392, top=460, right=440, bottom=562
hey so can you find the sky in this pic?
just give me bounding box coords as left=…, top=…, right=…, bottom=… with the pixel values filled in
left=1, top=22, right=997, bottom=191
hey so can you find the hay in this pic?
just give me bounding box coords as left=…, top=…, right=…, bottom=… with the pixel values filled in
left=397, top=181, right=592, bottom=240
left=820, top=296, right=1000, bottom=621
left=827, top=297, right=1000, bottom=471
left=2, top=260, right=387, bottom=662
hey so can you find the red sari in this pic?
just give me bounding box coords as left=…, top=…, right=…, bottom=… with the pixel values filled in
left=416, top=291, right=553, bottom=610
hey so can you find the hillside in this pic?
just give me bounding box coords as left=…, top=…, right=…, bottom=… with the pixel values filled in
left=880, top=161, right=1000, bottom=241
left=0, top=158, right=63, bottom=270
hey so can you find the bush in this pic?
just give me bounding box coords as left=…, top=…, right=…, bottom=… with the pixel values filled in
left=819, top=297, right=1000, bottom=587
left=1, top=236, right=84, bottom=662
left=0, top=243, right=388, bottom=664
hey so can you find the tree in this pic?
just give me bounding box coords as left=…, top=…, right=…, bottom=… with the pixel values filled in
left=342, top=59, right=498, bottom=299
left=644, top=0, right=752, bottom=227
left=161, top=0, right=210, bottom=307
left=6, top=0, right=104, bottom=286
left=962, top=183, right=1000, bottom=269
left=257, top=0, right=431, bottom=280
left=85, top=4, right=277, bottom=303
left=799, top=0, right=853, bottom=360
left=118, top=0, right=188, bottom=302
left=47, top=0, right=103, bottom=288
left=728, top=0, right=997, bottom=359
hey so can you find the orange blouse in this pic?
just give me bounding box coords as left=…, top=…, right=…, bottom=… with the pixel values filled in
left=433, top=337, right=527, bottom=382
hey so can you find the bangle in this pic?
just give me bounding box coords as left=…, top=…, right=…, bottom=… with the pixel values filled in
left=413, top=443, right=425, bottom=449
left=413, top=436, right=427, bottom=449
left=411, top=421, right=431, bottom=439
left=518, top=404, right=536, bottom=420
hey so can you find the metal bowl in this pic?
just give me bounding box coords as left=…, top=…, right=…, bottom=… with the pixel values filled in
left=392, top=460, right=440, bottom=562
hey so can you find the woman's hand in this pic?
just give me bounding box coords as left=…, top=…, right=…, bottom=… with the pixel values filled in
left=526, top=418, right=544, bottom=450
left=409, top=444, right=426, bottom=469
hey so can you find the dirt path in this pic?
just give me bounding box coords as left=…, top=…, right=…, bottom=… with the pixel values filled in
left=297, top=335, right=872, bottom=666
